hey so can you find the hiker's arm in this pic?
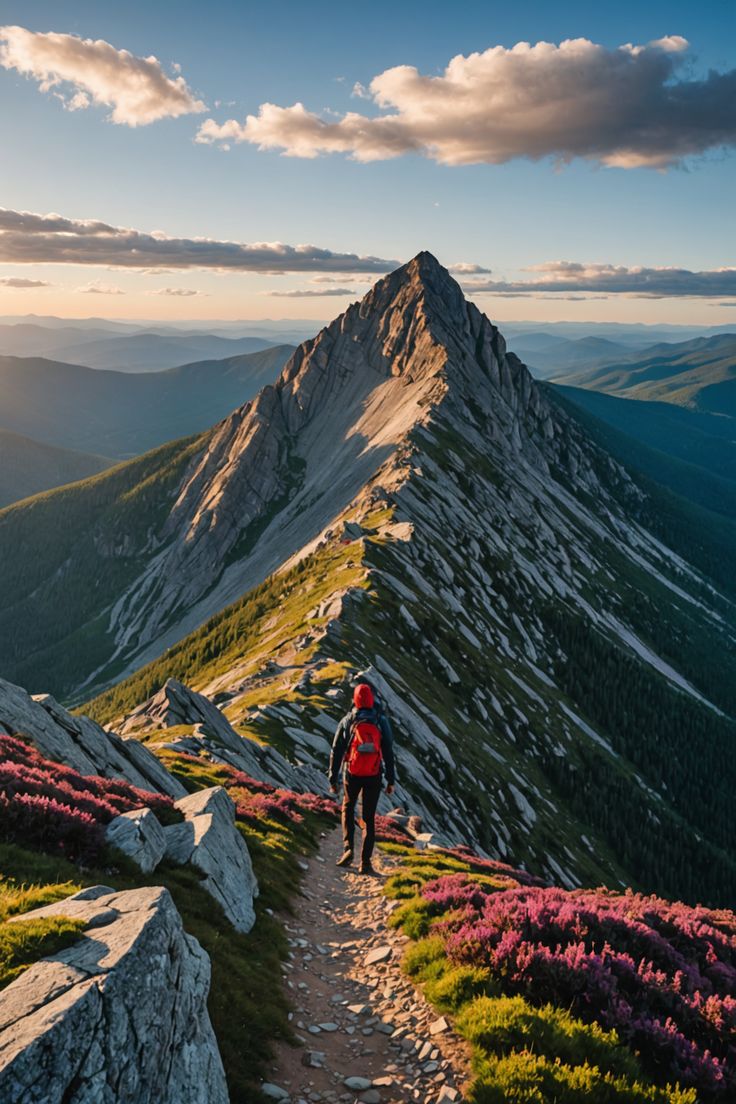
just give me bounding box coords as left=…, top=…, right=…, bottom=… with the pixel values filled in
left=328, top=718, right=347, bottom=789
left=380, top=716, right=396, bottom=787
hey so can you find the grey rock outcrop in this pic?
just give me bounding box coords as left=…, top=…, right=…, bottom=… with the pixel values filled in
left=0, top=885, right=228, bottom=1104
left=105, top=808, right=166, bottom=874
left=0, top=676, right=186, bottom=799
left=120, top=678, right=331, bottom=795
left=164, top=786, right=259, bottom=933
left=119, top=678, right=243, bottom=748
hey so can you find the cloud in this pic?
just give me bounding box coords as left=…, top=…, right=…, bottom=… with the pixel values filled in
left=0, top=276, right=50, bottom=288
left=76, top=280, right=125, bottom=295
left=0, top=24, right=205, bottom=125
left=264, top=287, right=357, bottom=298
left=146, top=286, right=207, bottom=297
left=461, top=262, right=736, bottom=298
left=310, top=274, right=373, bottom=284
left=196, top=35, right=736, bottom=169
left=448, top=263, right=492, bottom=275
left=0, top=207, right=399, bottom=273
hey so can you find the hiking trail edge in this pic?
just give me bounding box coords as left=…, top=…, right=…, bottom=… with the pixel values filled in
left=262, top=826, right=472, bottom=1104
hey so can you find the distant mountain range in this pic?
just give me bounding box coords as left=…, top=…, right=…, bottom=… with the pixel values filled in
left=0, top=344, right=293, bottom=458
left=545, top=333, right=736, bottom=520
left=0, top=316, right=323, bottom=365
left=506, top=334, right=634, bottom=378
left=0, top=324, right=278, bottom=373
left=0, top=429, right=111, bottom=509
left=551, top=332, right=736, bottom=415
left=551, top=386, right=736, bottom=521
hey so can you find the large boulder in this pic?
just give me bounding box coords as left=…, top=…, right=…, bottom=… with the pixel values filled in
left=0, top=676, right=186, bottom=799
left=0, top=885, right=228, bottom=1104
left=164, top=786, right=259, bottom=933
left=105, top=808, right=166, bottom=874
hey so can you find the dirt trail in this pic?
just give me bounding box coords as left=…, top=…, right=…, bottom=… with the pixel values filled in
left=261, top=827, right=471, bottom=1104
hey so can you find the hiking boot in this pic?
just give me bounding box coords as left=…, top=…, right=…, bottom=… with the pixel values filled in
left=336, top=850, right=353, bottom=867
left=359, top=862, right=377, bottom=876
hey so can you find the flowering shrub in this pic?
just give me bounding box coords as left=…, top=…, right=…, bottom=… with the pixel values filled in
left=424, top=879, right=736, bottom=1097
left=199, top=761, right=339, bottom=828
left=0, top=734, right=173, bottom=862
left=374, top=814, right=414, bottom=845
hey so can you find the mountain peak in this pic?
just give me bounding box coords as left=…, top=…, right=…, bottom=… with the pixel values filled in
left=353, top=249, right=468, bottom=337
left=384, top=250, right=460, bottom=297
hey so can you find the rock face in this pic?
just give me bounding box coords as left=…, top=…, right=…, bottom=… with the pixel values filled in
left=0, top=676, right=186, bottom=799
left=99, top=253, right=541, bottom=679
left=0, top=885, right=228, bottom=1104
left=164, top=786, right=259, bottom=933
left=120, top=678, right=332, bottom=796
left=105, top=808, right=166, bottom=874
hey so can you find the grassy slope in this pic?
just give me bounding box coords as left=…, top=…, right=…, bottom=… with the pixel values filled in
left=547, top=387, right=736, bottom=597
left=0, top=755, right=335, bottom=1103
left=0, top=434, right=206, bottom=698
left=84, top=534, right=368, bottom=728
left=552, top=385, right=736, bottom=508
left=0, top=429, right=111, bottom=509
left=0, top=345, right=292, bottom=457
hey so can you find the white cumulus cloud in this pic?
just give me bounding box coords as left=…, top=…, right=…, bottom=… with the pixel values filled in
left=448, top=263, right=492, bottom=275
left=196, top=35, right=736, bottom=169
left=0, top=24, right=206, bottom=125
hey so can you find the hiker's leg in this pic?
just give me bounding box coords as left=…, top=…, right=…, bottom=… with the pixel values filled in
left=360, top=776, right=382, bottom=865
left=341, top=773, right=359, bottom=854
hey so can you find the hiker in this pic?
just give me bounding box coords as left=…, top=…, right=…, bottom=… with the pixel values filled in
left=329, top=681, right=396, bottom=875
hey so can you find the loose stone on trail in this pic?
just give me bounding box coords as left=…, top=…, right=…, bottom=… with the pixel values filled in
left=363, top=945, right=392, bottom=966
left=266, top=827, right=470, bottom=1103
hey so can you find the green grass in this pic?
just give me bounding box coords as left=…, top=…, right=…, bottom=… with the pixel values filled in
left=0, top=915, right=86, bottom=989
left=85, top=536, right=368, bottom=727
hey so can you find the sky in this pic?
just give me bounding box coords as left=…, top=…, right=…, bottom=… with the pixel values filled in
left=0, top=0, right=735, bottom=324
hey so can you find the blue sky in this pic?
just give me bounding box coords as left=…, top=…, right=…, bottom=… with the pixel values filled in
left=0, top=0, right=735, bottom=322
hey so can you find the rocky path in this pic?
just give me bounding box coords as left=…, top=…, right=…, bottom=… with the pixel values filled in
left=261, top=828, right=471, bottom=1104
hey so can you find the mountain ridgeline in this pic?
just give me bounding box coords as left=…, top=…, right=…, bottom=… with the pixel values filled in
left=2, top=252, right=735, bottom=909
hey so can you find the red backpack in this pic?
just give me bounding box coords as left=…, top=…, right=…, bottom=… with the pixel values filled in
left=346, top=714, right=383, bottom=777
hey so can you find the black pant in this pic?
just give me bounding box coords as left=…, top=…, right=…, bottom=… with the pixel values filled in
left=342, top=772, right=382, bottom=864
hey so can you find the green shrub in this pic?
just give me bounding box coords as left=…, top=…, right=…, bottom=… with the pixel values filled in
left=458, top=996, right=642, bottom=1081
left=469, top=1050, right=696, bottom=1104
left=403, top=935, right=447, bottom=978
left=425, top=965, right=495, bottom=1013
left=388, top=895, right=437, bottom=939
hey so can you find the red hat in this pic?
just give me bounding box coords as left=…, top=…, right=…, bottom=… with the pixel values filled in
left=353, top=683, right=374, bottom=709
